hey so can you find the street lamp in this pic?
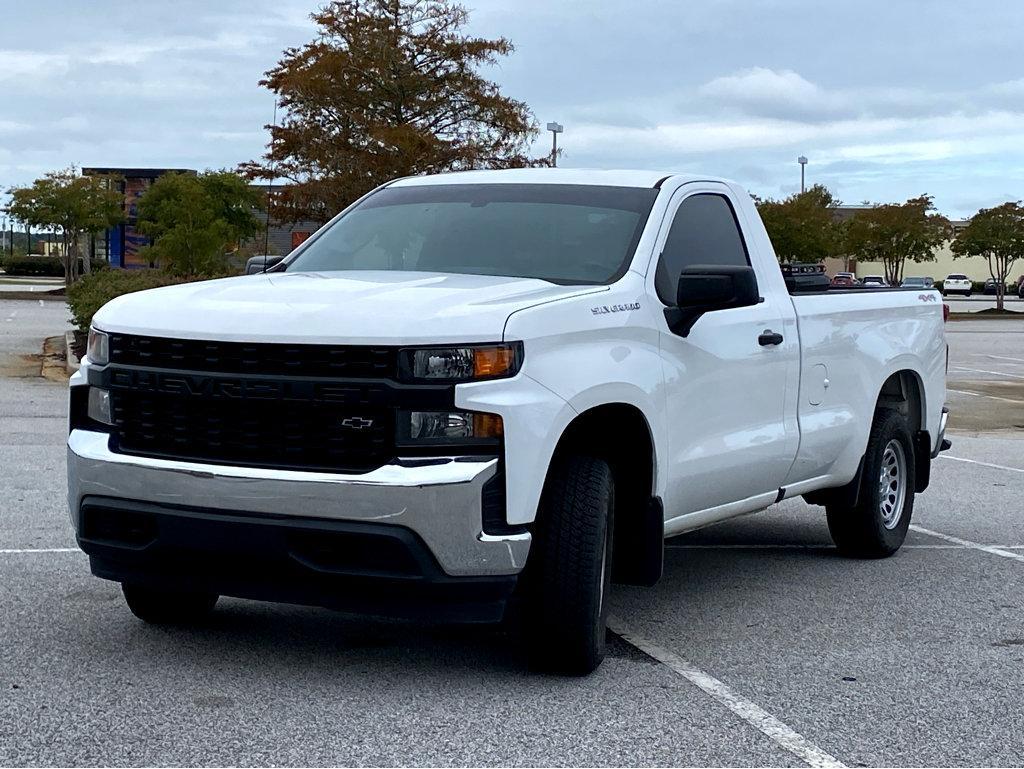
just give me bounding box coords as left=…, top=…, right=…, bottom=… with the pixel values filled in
left=797, top=155, right=808, bottom=193
left=546, top=122, right=564, bottom=167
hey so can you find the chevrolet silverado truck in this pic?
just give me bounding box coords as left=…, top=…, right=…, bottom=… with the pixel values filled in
left=68, top=169, right=949, bottom=673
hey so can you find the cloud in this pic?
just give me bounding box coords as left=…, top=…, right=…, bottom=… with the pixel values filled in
left=3, top=0, right=1024, bottom=220
left=0, top=51, right=71, bottom=81
left=700, top=68, right=826, bottom=113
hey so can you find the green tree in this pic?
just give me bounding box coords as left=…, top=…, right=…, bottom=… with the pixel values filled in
left=136, top=171, right=261, bottom=276
left=845, top=196, right=951, bottom=285
left=241, top=0, right=544, bottom=224
left=951, top=201, right=1024, bottom=310
left=6, top=167, right=124, bottom=285
left=756, top=185, right=845, bottom=264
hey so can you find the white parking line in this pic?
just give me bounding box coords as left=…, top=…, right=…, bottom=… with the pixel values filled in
left=951, top=365, right=1024, bottom=380
left=0, top=548, right=80, bottom=554
left=939, top=455, right=1024, bottom=473
left=609, top=617, right=846, bottom=768
left=665, top=543, right=978, bottom=550
left=980, top=354, right=1024, bottom=364
left=909, top=526, right=1024, bottom=563
left=947, top=389, right=1024, bottom=404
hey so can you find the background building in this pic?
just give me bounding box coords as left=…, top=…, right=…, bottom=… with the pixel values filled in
left=247, top=184, right=323, bottom=255
left=821, top=207, right=1006, bottom=283
left=83, top=167, right=195, bottom=268
left=80, top=170, right=323, bottom=266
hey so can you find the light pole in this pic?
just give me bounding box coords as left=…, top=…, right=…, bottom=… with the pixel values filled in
left=798, top=155, right=808, bottom=193
left=546, top=122, right=563, bottom=167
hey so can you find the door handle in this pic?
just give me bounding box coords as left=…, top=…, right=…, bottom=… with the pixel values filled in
left=758, top=330, right=784, bottom=346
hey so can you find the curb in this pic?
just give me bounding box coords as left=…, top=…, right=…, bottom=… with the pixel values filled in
left=65, top=330, right=81, bottom=373
left=0, top=290, right=65, bottom=301
left=41, top=336, right=69, bottom=383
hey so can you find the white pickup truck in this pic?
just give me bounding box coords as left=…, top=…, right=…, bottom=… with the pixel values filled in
left=68, top=169, right=949, bottom=673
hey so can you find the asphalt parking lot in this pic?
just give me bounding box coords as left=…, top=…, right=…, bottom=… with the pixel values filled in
left=1, top=299, right=1022, bottom=767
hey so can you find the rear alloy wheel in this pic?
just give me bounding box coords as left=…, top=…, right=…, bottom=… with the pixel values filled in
left=122, top=583, right=218, bottom=625
left=827, top=409, right=915, bottom=558
left=523, top=455, right=614, bottom=674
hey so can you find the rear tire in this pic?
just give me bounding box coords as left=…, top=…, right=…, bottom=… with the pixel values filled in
left=122, top=583, right=218, bottom=625
left=827, top=409, right=915, bottom=558
left=523, top=455, right=614, bottom=675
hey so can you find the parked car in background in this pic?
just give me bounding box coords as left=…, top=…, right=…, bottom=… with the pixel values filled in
left=1018, top=276, right=1024, bottom=299
left=861, top=275, right=887, bottom=287
left=942, top=274, right=972, bottom=297
left=830, top=272, right=858, bottom=287
left=983, top=278, right=1008, bottom=295
left=901, top=276, right=934, bottom=289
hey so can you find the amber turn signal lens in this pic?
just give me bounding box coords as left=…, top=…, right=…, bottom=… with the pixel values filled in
left=472, top=412, right=504, bottom=438
left=473, top=346, right=515, bottom=377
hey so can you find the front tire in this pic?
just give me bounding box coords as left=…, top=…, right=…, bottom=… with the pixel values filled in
left=523, top=455, right=614, bottom=674
left=122, top=583, right=218, bottom=625
left=826, top=409, right=915, bottom=558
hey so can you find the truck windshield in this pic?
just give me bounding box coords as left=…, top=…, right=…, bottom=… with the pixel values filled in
left=283, top=183, right=660, bottom=285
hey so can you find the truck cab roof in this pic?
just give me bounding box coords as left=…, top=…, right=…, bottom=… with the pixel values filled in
left=387, top=168, right=717, bottom=189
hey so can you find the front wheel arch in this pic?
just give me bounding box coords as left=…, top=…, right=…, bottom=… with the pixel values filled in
left=543, top=403, right=662, bottom=587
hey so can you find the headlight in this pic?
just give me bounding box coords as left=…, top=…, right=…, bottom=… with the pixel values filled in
left=397, top=410, right=503, bottom=446
left=86, top=328, right=109, bottom=365
left=87, top=387, right=114, bottom=425
left=400, top=343, right=522, bottom=382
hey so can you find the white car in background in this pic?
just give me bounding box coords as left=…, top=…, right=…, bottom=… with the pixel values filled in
left=861, top=275, right=887, bottom=287
left=942, top=274, right=972, bottom=297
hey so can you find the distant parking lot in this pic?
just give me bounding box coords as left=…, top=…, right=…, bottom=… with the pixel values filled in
left=2, top=299, right=1022, bottom=767
left=945, top=294, right=1022, bottom=314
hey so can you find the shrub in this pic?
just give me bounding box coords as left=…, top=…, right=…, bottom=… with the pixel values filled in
left=0, top=255, right=107, bottom=277
left=66, top=269, right=195, bottom=331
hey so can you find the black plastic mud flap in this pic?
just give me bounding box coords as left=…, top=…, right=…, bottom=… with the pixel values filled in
left=914, top=431, right=932, bottom=493
left=803, top=456, right=865, bottom=508
left=612, top=497, right=664, bottom=587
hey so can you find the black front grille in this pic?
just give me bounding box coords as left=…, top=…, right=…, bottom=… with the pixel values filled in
left=108, top=333, right=397, bottom=379
left=98, top=334, right=449, bottom=474
left=110, top=389, right=394, bottom=473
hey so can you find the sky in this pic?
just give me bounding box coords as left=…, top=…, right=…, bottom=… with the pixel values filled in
left=1, top=0, right=1023, bottom=218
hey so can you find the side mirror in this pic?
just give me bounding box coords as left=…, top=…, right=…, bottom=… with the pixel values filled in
left=245, top=254, right=285, bottom=275
left=664, top=265, right=760, bottom=337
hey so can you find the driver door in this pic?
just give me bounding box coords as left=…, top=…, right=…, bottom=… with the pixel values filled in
left=655, top=185, right=800, bottom=520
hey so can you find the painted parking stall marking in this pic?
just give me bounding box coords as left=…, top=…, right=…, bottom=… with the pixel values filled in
left=939, top=454, right=1024, bottom=473
left=609, top=616, right=847, bottom=769
left=909, top=526, right=1024, bottom=563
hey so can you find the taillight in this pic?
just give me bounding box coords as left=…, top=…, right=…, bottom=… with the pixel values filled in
left=942, top=303, right=950, bottom=322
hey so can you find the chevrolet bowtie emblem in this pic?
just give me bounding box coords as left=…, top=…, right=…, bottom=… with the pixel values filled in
left=340, top=417, right=374, bottom=430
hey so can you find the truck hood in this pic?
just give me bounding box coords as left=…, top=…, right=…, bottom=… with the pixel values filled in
left=92, top=270, right=607, bottom=345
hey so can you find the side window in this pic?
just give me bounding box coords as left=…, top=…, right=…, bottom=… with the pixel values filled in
left=655, top=193, right=750, bottom=304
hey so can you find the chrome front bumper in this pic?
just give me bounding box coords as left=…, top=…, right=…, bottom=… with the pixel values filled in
left=67, top=430, right=530, bottom=577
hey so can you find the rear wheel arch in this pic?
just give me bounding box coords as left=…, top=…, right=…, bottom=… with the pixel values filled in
left=877, top=369, right=933, bottom=493
left=805, top=369, right=929, bottom=507
left=877, top=369, right=925, bottom=434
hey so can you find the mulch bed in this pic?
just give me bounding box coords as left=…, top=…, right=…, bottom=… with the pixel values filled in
left=71, top=330, right=87, bottom=361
